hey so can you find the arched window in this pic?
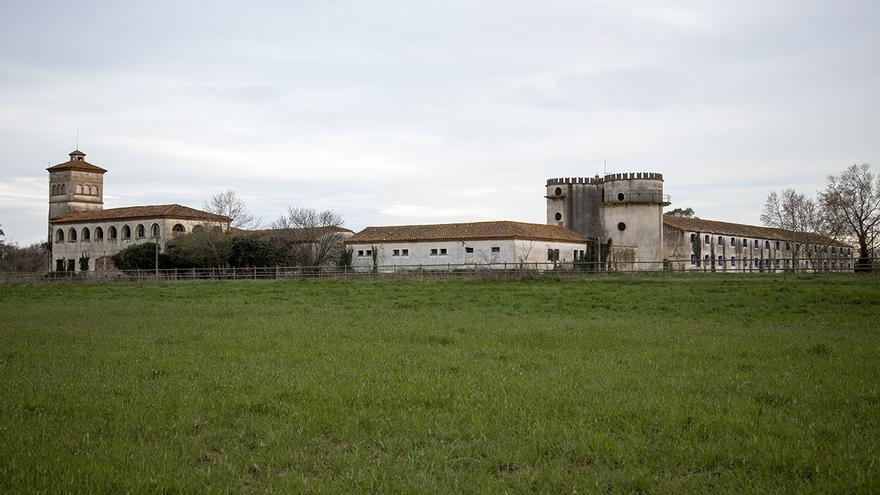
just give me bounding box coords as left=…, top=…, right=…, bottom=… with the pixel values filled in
left=690, top=233, right=696, bottom=242
left=742, top=238, right=748, bottom=247
left=91, top=185, right=98, bottom=195
left=704, top=255, right=710, bottom=262
left=717, top=255, right=723, bottom=264
left=122, top=225, right=131, bottom=239
left=60, top=184, right=65, bottom=194
left=172, top=224, right=186, bottom=235
left=192, top=225, right=205, bottom=233
left=690, top=254, right=696, bottom=265
left=108, top=226, right=118, bottom=240
left=704, top=235, right=710, bottom=244
left=730, top=237, right=736, bottom=246
left=554, top=187, right=562, bottom=196
left=95, top=227, right=104, bottom=240
left=717, top=236, right=723, bottom=245
left=150, top=223, right=160, bottom=238
left=212, top=226, right=223, bottom=233
left=136, top=224, right=145, bottom=238
left=56, top=229, right=65, bottom=242
left=82, top=227, right=90, bottom=241
left=68, top=228, right=78, bottom=242
left=731, top=256, right=736, bottom=266
left=75, top=184, right=83, bottom=194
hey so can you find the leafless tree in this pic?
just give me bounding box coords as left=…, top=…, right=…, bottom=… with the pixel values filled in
left=204, top=190, right=257, bottom=230
left=760, top=189, right=832, bottom=235
left=270, top=207, right=347, bottom=267
left=819, top=164, right=880, bottom=270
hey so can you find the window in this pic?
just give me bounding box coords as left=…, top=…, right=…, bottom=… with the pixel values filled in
left=491, top=246, right=500, bottom=253
left=690, top=233, right=696, bottom=242
left=430, top=248, right=438, bottom=256
left=82, top=227, right=90, bottom=241
left=730, top=237, right=736, bottom=246
left=172, top=224, right=185, bottom=236
left=775, top=241, right=780, bottom=250
left=731, top=256, right=736, bottom=266
left=192, top=225, right=205, bottom=233
left=56, top=229, right=64, bottom=242
left=554, top=212, right=562, bottom=221
left=754, top=239, right=760, bottom=248
left=68, top=228, right=77, bottom=242
left=439, top=248, right=447, bottom=255
left=690, top=254, right=696, bottom=265
left=754, top=258, right=759, bottom=267
left=357, top=250, right=364, bottom=257
left=548, top=249, right=560, bottom=262
left=743, top=238, right=748, bottom=247
left=108, top=226, right=117, bottom=240
left=365, top=250, right=372, bottom=256
left=402, top=249, right=408, bottom=256
left=136, top=224, right=146, bottom=238
left=465, top=247, right=474, bottom=253
left=95, top=227, right=104, bottom=240
left=75, top=184, right=83, bottom=194
left=617, top=222, right=626, bottom=231
left=150, top=223, right=160, bottom=238
left=765, top=240, right=770, bottom=249
left=718, top=255, right=723, bottom=264
left=718, top=236, right=723, bottom=245
left=392, top=249, right=400, bottom=256
left=555, top=187, right=562, bottom=196
left=617, top=192, right=625, bottom=201
left=122, top=225, right=131, bottom=239
left=704, top=235, right=710, bottom=244
left=764, top=259, right=770, bottom=267
left=831, top=247, right=836, bottom=254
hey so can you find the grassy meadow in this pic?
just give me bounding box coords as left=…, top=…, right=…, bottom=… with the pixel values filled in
left=1, top=276, right=879, bottom=493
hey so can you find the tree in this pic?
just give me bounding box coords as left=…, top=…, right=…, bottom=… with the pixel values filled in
left=760, top=189, right=832, bottom=235
left=111, top=242, right=169, bottom=272
left=819, top=163, right=880, bottom=271
left=269, top=207, right=347, bottom=268
left=166, top=227, right=233, bottom=269
left=204, top=190, right=257, bottom=229
left=667, top=207, right=696, bottom=218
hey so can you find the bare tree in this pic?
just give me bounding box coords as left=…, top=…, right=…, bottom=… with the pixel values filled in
left=270, top=207, right=347, bottom=267
left=760, top=189, right=831, bottom=235
left=204, top=190, right=257, bottom=230
left=819, top=164, right=880, bottom=270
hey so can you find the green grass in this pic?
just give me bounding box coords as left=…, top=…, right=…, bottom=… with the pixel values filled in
left=1, top=277, right=879, bottom=493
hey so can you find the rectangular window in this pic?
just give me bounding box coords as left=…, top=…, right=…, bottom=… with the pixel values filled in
left=430, top=248, right=438, bottom=256
left=743, top=239, right=748, bottom=247
left=439, top=248, right=447, bottom=255
left=392, top=249, right=400, bottom=256
left=718, top=236, right=723, bottom=245
left=402, top=249, right=409, bottom=256
left=491, top=246, right=500, bottom=253
left=547, top=249, right=560, bottom=262
left=690, top=233, right=696, bottom=242
left=730, top=237, right=736, bottom=246
left=465, top=247, right=474, bottom=253
left=690, top=254, right=696, bottom=266
left=775, top=241, right=780, bottom=250
left=704, top=235, right=710, bottom=244
left=731, top=256, right=736, bottom=266
left=365, top=250, right=372, bottom=256
left=357, top=250, right=364, bottom=257
left=765, top=240, right=770, bottom=249
left=754, top=239, right=760, bottom=248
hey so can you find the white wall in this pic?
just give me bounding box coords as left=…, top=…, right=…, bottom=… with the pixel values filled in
left=347, top=238, right=588, bottom=272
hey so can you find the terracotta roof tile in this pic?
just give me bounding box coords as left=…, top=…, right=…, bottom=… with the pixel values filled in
left=663, top=215, right=850, bottom=247
left=345, top=221, right=586, bottom=244
left=50, top=204, right=229, bottom=224
left=231, top=226, right=354, bottom=242
left=46, top=159, right=108, bottom=174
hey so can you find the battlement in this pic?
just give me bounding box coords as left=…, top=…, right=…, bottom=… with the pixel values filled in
left=546, top=176, right=604, bottom=186
left=547, top=172, right=663, bottom=186
left=603, top=172, right=663, bottom=182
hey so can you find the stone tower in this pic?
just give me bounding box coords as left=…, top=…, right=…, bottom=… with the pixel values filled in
left=47, top=150, right=106, bottom=221
left=546, top=172, right=669, bottom=268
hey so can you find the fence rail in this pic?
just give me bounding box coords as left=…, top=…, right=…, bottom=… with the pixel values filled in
left=1, top=257, right=877, bottom=285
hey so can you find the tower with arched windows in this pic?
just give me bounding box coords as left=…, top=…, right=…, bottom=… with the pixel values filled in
left=47, top=150, right=106, bottom=222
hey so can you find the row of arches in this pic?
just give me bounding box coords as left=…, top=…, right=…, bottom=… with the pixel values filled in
left=51, top=184, right=100, bottom=196
left=55, top=223, right=193, bottom=243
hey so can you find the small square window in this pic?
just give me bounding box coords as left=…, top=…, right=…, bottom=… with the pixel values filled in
left=402, top=249, right=408, bottom=256
left=357, top=250, right=364, bottom=257
left=430, top=248, right=438, bottom=256
left=366, top=250, right=372, bottom=256
left=491, top=246, right=500, bottom=253
left=392, top=249, right=400, bottom=256
left=440, top=248, right=447, bottom=255
left=465, top=247, right=474, bottom=253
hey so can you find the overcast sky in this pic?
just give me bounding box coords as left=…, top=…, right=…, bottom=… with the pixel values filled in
left=1, top=0, right=878, bottom=244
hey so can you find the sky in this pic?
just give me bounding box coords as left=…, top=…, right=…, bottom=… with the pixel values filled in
left=1, top=0, right=878, bottom=245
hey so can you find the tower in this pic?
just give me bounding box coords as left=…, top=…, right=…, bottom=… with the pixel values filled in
left=47, top=149, right=106, bottom=221
left=599, top=172, right=668, bottom=267
left=546, top=172, right=669, bottom=269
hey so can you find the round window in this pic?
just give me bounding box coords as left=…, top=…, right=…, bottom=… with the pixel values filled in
left=617, top=192, right=625, bottom=201
left=554, top=212, right=562, bottom=221
left=555, top=187, right=562, bottom=196
left=618, top=222, right=626, bottom=231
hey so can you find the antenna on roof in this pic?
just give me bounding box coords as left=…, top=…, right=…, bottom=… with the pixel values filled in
left=76, top=128, right=79, bottom=150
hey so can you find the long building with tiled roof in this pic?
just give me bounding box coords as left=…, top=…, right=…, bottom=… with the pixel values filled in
left=48, top=150, right=229, bottom=272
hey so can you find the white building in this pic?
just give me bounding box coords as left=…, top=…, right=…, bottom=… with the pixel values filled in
left=344, top=221, right=592, bottom=271
left=48, top=150, right=229, bottom=272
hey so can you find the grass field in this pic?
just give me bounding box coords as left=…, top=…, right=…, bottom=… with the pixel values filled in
left=1, top=277, right=879, bottom=493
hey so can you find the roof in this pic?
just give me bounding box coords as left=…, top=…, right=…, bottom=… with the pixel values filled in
left=345, top=221, right=587, bottom=244
left=662, top=215, right=850, bottom=247
left=232, top=226, right=355, bottom=242
left=50, top=204, right=230, bottom=224
left=46, top=159, right=108, bottom=174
